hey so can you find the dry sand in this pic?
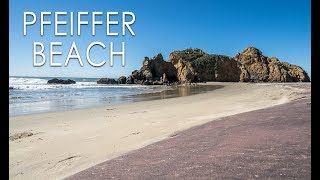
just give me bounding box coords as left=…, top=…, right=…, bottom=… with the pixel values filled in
left=9, top=82, right=310, bottom=180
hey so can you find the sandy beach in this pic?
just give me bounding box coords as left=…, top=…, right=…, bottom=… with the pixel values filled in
left=9, top=82, right=310, bottom=179
left=68, top=93, right=311, bottom=179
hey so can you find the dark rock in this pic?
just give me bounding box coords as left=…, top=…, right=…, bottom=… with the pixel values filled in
left=142, top=80, right=153, bottom=85
left=134, top=79, right=144, bottom=85
left=118, top=76, right=127, bottom=84
left=127, top=54, right=178, bottom=85
left=131, top=70, right=145, bottom=81
left=141, top=54, right=177, bottom=82
left=97, top=78, right=118, bottom=84
left=9, top=87, right=14, bottom=90
left=126, top=75, right=135, bottom=84
left=47, top=78, right=76, bottom=84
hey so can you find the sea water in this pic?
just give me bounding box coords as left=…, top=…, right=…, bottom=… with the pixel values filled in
left=9, top=76, right=223, bottom=117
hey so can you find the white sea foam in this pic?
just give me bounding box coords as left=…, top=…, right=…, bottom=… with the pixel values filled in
left=9, top=77, right=154, bottom=91
left=9, top=76, right=172, bottom=116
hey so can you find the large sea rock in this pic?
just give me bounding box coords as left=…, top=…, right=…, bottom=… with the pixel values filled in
left=47, top=78, right=76, bottom=84
left=234, top=47, right=310, bottom=82
left=167, top=47, right=310, bottom=83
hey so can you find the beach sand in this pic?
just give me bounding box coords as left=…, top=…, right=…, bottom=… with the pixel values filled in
left=9, top=82, right=310, bottom=179
left=67, top=95, right=311, bottom=179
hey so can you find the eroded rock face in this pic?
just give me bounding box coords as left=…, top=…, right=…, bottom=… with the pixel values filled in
left=47, top=78, right=76, bottom=84
left=141, top=54, right=177, bottom=82
left=168, top=47, right=309, bottom=83
left=194, top=55, right=241, bottom=82
left=235, top=47, right=270, bottom=82
left=234, top=47, right=310, bottom=82
left=282, top=62, right=310, bottom=82
left=127, top=54, right=178, bottom=84
left=168, top=49, right=241, bottom=82
left=168, top=48, right=206, bottom=83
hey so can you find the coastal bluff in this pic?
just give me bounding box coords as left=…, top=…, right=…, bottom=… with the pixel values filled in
left=97, top=46, right=310, bottom=85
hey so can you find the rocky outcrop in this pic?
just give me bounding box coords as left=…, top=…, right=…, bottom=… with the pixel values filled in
left=194, top=54, right=241, bottom=82
left=118, top=76, right=127, bottom=84
left=168, top=49, right=241, bottom=82
left=97, top=78, right=117, bottom=84
left=167, top=47, right=309, bottom=83
left=234, top=47, right=310, bottom=82
left=126, top=75, right=135, bottom=84
left=168, top=48, right=206, bottom=83
left=126, top=54, right=178, bottom=85
left=99, top=47, right=309, bottom=85
left=47, top=78, right=76, bottom=84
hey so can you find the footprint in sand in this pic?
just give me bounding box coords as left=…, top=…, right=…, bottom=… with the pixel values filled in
left=106, top=108, right=116, bottom=111
left=130, top=111, right=147, bottom=114
left=121, top=132, right=141, bottom=139
left=131, top=132, right=141, bottom=135
left=46, top=155, right=81, bottom=171
left=9, top=131, right=38, bottom=141
left=105, top=115, right=118, bottom=118
left=169, top=132, right=179, bottom=138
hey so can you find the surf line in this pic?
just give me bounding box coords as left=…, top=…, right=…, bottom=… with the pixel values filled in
left=23, top=11, right=136, bottom=67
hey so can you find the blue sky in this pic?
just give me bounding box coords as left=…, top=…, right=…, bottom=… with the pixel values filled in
left=9, top=0, right=311, bottom=78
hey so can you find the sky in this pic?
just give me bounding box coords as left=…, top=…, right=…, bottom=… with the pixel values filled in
left=9, top=0, right=311, bottom=78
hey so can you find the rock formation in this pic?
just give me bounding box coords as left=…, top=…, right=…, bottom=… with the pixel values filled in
left=168, top=49, right=241, bottom=82
left=97, top=78, right=117, bottom=84
left=234, top=47, right=310, bottom=82
left=98, top=46, right=310, bottom=85
left=126, top=54, right=178, bottom=85
left=117, top=76, right=127, bottom=84
left=47, top=78, right=76, bottom=84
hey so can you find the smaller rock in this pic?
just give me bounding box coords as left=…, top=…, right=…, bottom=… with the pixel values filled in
left=117, top=76, right=127, bottom=84
left=97, top=78, right=118, bottom=84
left=47, top=78, right=76, bottom=84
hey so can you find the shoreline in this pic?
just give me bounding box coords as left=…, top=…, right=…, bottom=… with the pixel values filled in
left=9, top=82, right=310, bottom=179
left=9, top=82, right=223, bottom=117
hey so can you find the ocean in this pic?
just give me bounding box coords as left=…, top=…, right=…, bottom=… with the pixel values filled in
left=9, top=76, right=222, bottom=117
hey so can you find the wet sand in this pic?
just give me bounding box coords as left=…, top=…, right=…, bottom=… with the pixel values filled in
left=9, top=82, right=310, bottom=179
